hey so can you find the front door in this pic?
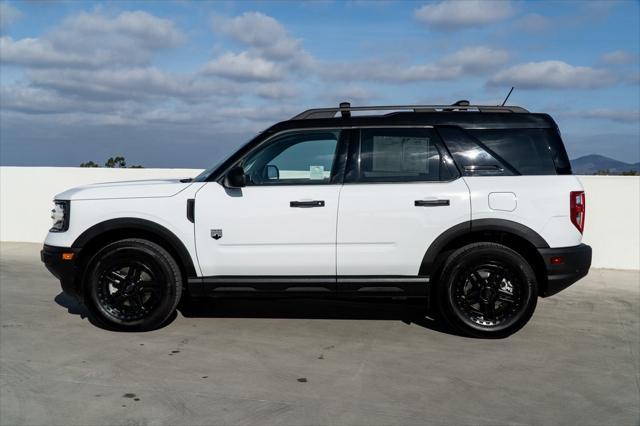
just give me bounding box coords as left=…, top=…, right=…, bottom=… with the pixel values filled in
left=336, top=127, right=470, bottom=294
left=194, top=129, right=348, bottom=289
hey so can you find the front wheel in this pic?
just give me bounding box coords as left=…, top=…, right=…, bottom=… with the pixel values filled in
left=84, top=238, right=183, bottom=331
left=437, top=243, right=538, bottom=338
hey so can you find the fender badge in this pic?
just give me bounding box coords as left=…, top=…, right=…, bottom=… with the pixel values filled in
left=211, top=229, right=223, bottom=240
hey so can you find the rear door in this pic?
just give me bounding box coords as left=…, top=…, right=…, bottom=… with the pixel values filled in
left=336, top=127, right=470, bottom=294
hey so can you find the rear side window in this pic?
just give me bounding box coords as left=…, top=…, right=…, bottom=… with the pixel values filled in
left=467, top=129, right=559, bottom=175
left=347, top=128, right=457, bottom=183
left=436, top=127, right=515, bottom=176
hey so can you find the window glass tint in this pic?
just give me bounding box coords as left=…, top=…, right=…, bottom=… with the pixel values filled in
left=437, top=127, right=513, bottom=176
left=242, top=131, right=339, bottom=185
left=468, top=129, right=558, bottom=175
left=355, top=128, right=455, bottom=182
left=545, top=129, right=572, bottom=174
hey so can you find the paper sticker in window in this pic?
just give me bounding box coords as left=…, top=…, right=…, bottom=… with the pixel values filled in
left=309, top=165, right=325, bottom=180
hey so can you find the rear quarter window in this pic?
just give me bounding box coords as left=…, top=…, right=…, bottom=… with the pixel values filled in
left=467, top=129, right=565, bottom=175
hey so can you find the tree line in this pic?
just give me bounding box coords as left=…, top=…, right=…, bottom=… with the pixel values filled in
left=80, top=156, right=143, bottom=168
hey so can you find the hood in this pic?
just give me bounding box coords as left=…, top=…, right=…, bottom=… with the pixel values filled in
left=55, top=178, right=193, bottom=201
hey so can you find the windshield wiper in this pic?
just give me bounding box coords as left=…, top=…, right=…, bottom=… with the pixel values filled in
left=179, top=178, right=193, bottom=183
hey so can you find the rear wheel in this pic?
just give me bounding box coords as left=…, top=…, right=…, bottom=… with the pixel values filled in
left=437, top=243, right=538, bottom=338
left=85, top=239, right=182, bottom=331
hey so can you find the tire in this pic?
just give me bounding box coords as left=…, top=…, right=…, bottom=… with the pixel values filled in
left=436, top=242, right=538, bottom=338
left=84, top=238, right=183, bottom=331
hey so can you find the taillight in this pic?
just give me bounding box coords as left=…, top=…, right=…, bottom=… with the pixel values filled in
left=570, top=191, right=585, bottom=234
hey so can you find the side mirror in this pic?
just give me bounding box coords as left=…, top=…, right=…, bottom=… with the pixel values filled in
left=224, top=166, right=246, bottom=188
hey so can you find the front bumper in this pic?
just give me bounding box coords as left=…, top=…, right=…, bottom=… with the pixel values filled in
left=537, top=243, right=592, bottom=297
left=41, top=245, right=82, bottom=298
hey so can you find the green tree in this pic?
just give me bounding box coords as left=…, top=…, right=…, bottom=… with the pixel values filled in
left=79, top=157, right=143, bottom=168
left=104, top=156, right=126, bottom=168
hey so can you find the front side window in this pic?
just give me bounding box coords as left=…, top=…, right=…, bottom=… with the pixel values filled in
left=242, top=130, right=340, bottom=185
left=347, top=128, right=457, bottom=183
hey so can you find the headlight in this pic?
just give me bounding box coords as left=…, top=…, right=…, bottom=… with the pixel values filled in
left=50, top=200, right=70, bottom=232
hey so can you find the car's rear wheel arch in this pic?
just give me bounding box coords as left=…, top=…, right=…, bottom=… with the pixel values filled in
left=422, top=220, right=549, bottom=295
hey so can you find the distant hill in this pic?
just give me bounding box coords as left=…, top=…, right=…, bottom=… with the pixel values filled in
left=571, top=155, right=640, bottom=175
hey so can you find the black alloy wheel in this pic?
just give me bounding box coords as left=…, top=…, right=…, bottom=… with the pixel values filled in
left=85, top=239, right=182, bottom=331
left=452, top=261, right=523, bottom=328
left=97, top=261, right=165, bottom=322
left=438, top=242, right=538, bottom=338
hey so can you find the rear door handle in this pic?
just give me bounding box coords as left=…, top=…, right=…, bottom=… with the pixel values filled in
left=290, top=200, right=325, bottom=208
left=415, top=199, right=450, bottom=207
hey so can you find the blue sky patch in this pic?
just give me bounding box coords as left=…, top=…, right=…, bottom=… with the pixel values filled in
left=0, top=0, right=638, bottom=167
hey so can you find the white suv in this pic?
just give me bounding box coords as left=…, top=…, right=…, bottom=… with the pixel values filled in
left=42, top=102, right=592, bottom=337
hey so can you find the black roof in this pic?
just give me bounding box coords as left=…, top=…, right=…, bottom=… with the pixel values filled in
left=267, top=111, right=557, bottom=133
left=201, top=103, right=558, bottom=182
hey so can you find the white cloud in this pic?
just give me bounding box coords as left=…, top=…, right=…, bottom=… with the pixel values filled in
left=26, top=67, right=237, bottom=103
left=254, top=83, right=300, bottom=100
left=0, top=10, right=185, bottom=69
left=1, top=8, right=308, bottom=137
left=0, top=36, right=104, bottom=68
left=0, top=2, right=22, bottom=32
left=490, top=60, right=616, bottom=89
left=205, top=12, right=318, bottom=83
left=212, top=11, right=314, bottom=72
left=216, top=12, right=301, bottom=60
left=320, top=60, right=457, bottom=83
left=440, top=46, right=509, bottom=73
left=0, top=85, right=111, bottom=114
left=203, top=52, right=285, bottom=82
left=323, top=46, right=508, bottom=83
left=414, top=0, right=513, bottom=30
left=58, top=10, right=185, bottom=50
left=0, top=9, right=221, bottom=124
left=600, top=50, right=637, bottom=65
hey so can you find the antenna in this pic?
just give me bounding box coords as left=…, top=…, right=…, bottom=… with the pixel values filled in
left=501, top=87, right=514, bottom=106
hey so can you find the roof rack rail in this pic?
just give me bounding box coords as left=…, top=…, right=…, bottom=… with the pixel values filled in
left=291, top=100, right=528, bottom=120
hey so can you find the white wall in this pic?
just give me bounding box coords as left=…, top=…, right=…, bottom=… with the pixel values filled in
left=1, top=167, right=638, bottom=270
left=579, top=176, right=640, bottom=270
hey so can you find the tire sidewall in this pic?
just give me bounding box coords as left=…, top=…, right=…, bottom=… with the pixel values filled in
left=85, top=239, right=182, bottom=331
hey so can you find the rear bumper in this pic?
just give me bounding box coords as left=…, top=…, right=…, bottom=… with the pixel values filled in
left=537, top=244, right=592, bottom=297
left=41, top=245, right=82, bottom=298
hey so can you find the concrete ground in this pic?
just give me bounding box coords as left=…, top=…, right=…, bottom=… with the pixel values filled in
left=0, top=242, right=638, bottom=426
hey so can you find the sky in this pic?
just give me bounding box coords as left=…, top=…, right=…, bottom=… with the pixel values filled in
left=0, top=0, right=639, bottom=168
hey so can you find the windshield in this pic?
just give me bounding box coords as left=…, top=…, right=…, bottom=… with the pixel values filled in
left=193, top=135, right=258, bottom=182
left=193, top=157, right=229, bottom=182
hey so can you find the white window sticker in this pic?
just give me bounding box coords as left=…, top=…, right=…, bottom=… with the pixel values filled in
left=309, top=165, right=325, bottom=180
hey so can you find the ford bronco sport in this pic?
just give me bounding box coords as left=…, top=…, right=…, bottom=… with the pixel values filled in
left=42, top=101, right=592, bottom=337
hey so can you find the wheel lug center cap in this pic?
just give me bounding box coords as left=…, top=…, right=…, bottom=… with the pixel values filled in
left=481, top=286, right=494, bottom=300
left=126, top=284, right=136, bottom=293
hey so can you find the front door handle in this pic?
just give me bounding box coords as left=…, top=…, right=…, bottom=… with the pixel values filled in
left=290, top=200, right=325, bottom=208
left=415, top=199, right=450, bottom=207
